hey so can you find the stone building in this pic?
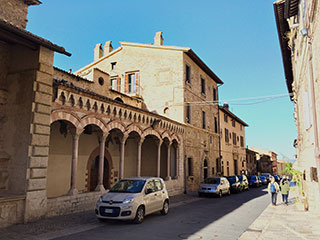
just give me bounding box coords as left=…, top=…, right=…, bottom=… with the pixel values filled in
left=246, top=148, right=258, bottom=176
left=274, top=0, right=320, bottom=212
left=249, top=147, right=276, bottom=174
left=0, top=0, right=225, bottom=227
left=75, top=32, right=223, bottom=192
left=0, top=0, right=183, bottom=227
left=218, top=105, right=248, bottom=176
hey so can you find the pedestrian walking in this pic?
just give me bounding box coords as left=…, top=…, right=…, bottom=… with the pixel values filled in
left=267, top=177, right=280, bottom=205
left=280, top=178, right=290, bottom=205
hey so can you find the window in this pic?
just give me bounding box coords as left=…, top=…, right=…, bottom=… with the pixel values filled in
left=185, top=65, right=191, bottom=83
left=98, top=77, right=104, bottom=86
left=214, top=117, right=218, bottom=133
left=125, top=72, right=139, bottom=93
left=202, top=111, right=206, bottom=129
left=111, top=77, right=121, bottom=91
left=240, top=136, right=244, bottom=147
left=213, top=88, right=217, bottom=101
left=187, top=157, right=193, bottom=176
left=201, top=77, right=205, bottom=94
left=225, top=128, right=229, bottom=143
left=240, top=125, right=243, bottom=131
left=224, top=114, right=228, bottom=122
left=186, top=104, right=191, bottom=123
left=154, top=179, right=163, bottom=191
left=233, top=132, right=237, bottom=145
left=232, top=120, right=235, bottom=127
left=111, top=62, right=117, bottom=70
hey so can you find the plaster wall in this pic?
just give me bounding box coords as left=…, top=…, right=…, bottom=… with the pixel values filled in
left=289, top=0, right=320, bottom=211
left=76, top=45, right=185, bottom=122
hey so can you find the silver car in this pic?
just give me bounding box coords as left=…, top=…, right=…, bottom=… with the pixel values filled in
left=198, top=177, right=230, bottom=197
left=95, top=177, right=169, bottom=224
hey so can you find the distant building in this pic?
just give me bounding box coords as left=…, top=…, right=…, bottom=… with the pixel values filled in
left=246, top=148, right=258, bottom=175
left=219, top=105, right=248, bottom=176
left=277, top=160, right=287, bottom=174
left=250, top=147, right=277, bottom=174
left=274, top=0, right=320, bottom=212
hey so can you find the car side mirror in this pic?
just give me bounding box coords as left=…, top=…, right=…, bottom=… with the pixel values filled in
left=145, top=188, right=153, bottom=194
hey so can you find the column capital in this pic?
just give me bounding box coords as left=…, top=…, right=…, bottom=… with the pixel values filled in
left=70, top=128, right=83, bottom=137
left=157, top=139, right=163, bottom=146
left=139, top=137, right=145, bottom=145
left=121, top=134, right=129, bottom=144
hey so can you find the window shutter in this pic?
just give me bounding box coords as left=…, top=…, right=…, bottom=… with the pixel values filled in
left=117, top=77, right=120, bottom=91
left=135, top=72, right=139, bottom=94
left=124, top=74, right=128, bottom=93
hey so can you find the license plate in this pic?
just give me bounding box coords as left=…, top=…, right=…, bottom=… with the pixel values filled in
left=104, top=209, right=113, bottom=213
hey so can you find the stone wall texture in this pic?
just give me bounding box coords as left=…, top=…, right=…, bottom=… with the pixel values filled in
left=0, top=0, right=28, bottom=29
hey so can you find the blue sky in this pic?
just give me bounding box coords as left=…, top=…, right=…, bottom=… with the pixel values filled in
left=27, top=0, right=297, bottom=160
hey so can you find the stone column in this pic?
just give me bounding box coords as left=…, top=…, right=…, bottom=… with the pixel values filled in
left=119, top=134, right=128, bottom=179
left=69, top=129, right=82, bottom=195
left=96, top=134, right=107, bottom=191
left=166, top=142, right=172, bottom=180
left=0, top=89, right=9, bottom=190
left=175, top=144, right=179, bottom=177
left=157, top=139, right=162, bottom=177
left=137, top=137, right=144, bottom=177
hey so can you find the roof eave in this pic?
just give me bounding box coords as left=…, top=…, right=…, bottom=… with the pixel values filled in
left=0, top=20, right=71, bottom=56
left=273, top=1, right=294, bottom=101
left=186, top=49, right=224, bottom=85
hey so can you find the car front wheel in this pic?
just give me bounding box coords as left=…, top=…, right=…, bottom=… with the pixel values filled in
left=161, top=200, right=169, bottom=215
left=218, top=190, right=222, bottom=198
left=133, top=206, right=145, bottom=224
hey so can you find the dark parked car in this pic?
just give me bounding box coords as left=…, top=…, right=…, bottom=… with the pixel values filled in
left=259, top=175, right=268, bottom=185
left=273, top=174, right=281, bottom=182
left=238, top=175, right=249, bottom=191
left=249, top=175, right=260, bottom=187
left=261, top=173, right=272, bottom=182
left=226, top=176, right=241, bottom=193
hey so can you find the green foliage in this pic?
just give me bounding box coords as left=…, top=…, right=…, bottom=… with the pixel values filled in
left=280, top=162, right=303, bottom=194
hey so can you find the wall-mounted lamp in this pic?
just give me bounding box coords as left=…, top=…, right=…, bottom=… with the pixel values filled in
left=300, top=28, right=308, bottom=37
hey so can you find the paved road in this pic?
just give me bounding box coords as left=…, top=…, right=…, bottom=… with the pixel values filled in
left=52, top=187, right=270, bottom=240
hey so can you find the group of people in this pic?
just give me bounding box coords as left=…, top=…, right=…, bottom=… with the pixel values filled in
left=267, top=176, right=290, bottom=206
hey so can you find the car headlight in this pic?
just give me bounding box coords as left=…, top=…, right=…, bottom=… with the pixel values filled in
left=232, top=183, right=236, bottom=187
left=122, top=196, right=134, bottom=204
left=98, top=196, right=103, bottom=203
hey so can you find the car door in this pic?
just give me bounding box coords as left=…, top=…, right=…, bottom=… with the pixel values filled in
left=143, top=180, right=157, bottom=215
left=153, top=179, right=165, bottom=210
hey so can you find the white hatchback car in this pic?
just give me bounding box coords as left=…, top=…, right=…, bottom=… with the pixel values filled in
left=95, top=177, right=169, bottom=224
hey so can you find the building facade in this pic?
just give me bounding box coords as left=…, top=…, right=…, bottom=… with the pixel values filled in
left=75, top=33, right=223, bottom=192
left=250, top=147, right=277, bottom=175
left=218, top=105, right=248, bottom=176
left=246, top=148, right=258, bottom=176
left=274, top=0, right=320, bottom=211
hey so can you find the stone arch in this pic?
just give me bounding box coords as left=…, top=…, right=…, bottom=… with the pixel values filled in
left=170, top=134, right=180, bottom=144
left=161, top=131, right=171, bottom=142
left=124, top=124, right=143, bottom=137
left=51, top=110, right=81, bottom=128
left=79, top=116, right=107, bottom=133
left=106, top=120, right=126, bottom=133
left=141, top=128, right=161, bottom=140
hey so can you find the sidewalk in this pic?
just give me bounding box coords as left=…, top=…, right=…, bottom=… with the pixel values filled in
left=0, top=192, right=200, bottom=240
left=239, top=187, right=320, bottom=240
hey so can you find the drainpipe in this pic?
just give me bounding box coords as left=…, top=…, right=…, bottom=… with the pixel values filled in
left=307, top=39, right=320, bottom=194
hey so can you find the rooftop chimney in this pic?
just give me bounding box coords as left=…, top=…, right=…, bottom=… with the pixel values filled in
left=223, top=103, right=229, bottom=109
left=94, top=43, right=103, bottom=61
left=154, top=32, right=164, bottom=46
left=104, top=41, right=113, bottom=55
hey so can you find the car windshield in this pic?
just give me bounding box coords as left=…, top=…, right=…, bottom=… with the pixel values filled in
left=203, top=178, right=220, bottom=184
left=109, top=180, right=146, bottom=193
left=250, top=176, right=257, bottom=180
left=227, top=176, right=237, bottom=183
